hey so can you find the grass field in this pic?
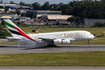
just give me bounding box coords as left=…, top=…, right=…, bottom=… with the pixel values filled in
left=0, top=52, right=105, bottom=66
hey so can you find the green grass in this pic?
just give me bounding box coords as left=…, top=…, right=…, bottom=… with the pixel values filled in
left=0, top=41, right=18, bottom=45
left=0, top=52, right=105, bottom=66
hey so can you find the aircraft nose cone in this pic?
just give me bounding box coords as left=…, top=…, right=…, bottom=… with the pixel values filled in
left=91, top=34, right=94, bottom=39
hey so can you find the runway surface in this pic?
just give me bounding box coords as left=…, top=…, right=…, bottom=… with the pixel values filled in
left=0, top=66, right=105, bottom=70
left=0, top=45, right=105, bottom=54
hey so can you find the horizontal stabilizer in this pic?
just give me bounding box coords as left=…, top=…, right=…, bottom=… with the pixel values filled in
left=7, top=37, right=21, bottom=41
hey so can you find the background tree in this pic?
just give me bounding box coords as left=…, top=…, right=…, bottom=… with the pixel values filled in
left=75, top=17, right=81, bottom=25
left=32, top=2, right=41, bottom=10
left=19, top=1, right=25, bottom=6
left=50, top=4, right=59, bottom=11
left=67, top=17, right=76, bottom=25
left=58, top=4, right=73, bottom=15
left=0, top=30, right=11, bottom=38
left=10, top=1, right=15, bottom=4
left=1, top=21, right=5, bottom=25
left=42, top=2, right=51, bottom=10
left=94, top=22, right=104, bottom=27
left=68, top=17, right=81, bottom=25
left=59, top=3, right=64, bottom=6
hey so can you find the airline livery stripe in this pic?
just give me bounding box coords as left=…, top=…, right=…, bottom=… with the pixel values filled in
left=9, top=29, right=22, bottom=36
left=13, top=26, right=36, bottom=42
left=4, top=20, right=36, bottom=42
left=7, top=26, right=18, bottom=32
left=4, top=21, right=15, bottom=29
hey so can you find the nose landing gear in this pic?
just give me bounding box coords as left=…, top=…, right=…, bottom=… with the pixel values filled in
left=88, top=40, right=90, bottom=44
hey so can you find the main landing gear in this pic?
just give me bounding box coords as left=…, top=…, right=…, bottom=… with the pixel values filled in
left=46, top=44, right=57, bottom=47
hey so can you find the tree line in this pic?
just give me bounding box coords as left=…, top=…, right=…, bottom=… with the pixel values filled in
left=94, top=21, right=105, bottom=27
left=6, top=1, right=105, bottom=18
left=15, top=1, right=105, bottom=21
left=35, top=1, right=105, bottom=19
left=4, top=1, right=105, bottom=21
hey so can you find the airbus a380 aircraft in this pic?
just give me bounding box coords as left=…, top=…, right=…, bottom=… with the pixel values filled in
left=4, top=19, right=94, bottom=47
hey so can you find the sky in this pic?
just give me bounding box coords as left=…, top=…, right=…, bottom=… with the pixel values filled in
left=2, top=0, right=73, bottom=5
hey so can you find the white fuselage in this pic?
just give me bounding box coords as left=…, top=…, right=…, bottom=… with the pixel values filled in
left=12, top=30, right=94, bottom=45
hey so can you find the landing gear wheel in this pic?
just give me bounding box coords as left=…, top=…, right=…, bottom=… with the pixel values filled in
left=88, top=40, right=90, bottom=44
left=46, top=44, right=57, bottom=47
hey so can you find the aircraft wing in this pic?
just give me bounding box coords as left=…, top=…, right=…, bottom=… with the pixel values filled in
left=39, top=37, right=75, bottom=43
left=38, top=37, right=53, bottom=43
left=7, top=37, right=22, bottom=41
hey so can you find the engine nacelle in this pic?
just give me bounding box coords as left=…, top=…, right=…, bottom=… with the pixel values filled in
left=53, top=39, right=70, bottom=44
left=53, top=39, right=61, bottom=44
left=62, top=39, right=70, bottom=44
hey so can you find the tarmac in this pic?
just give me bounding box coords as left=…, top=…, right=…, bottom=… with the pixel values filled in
left=0, top=45, right=105, bottom=54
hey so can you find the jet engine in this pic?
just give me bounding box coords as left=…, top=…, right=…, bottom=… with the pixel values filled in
left=53, top=39, right=61, bottom=44
left=62, top=39, right=70, bottom=44
left=53, top=39, right=70, bottom=44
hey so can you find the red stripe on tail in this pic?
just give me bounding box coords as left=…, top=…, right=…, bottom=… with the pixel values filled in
left=14, top=26, right=36, bottom=42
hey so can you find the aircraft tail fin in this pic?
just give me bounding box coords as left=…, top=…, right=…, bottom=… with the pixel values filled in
left=4, top=19, right=36, bottom=42
left=4, top=19, right=25, bottom=37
